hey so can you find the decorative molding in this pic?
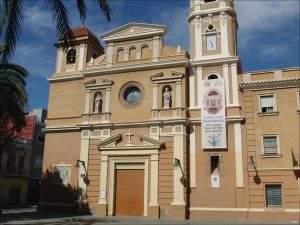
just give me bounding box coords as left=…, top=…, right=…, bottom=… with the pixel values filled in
left=240, top=78, right=300, bottom=90
left=97, top=133, right=122, bottom=148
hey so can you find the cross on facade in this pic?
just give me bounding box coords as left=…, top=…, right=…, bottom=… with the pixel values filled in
left=126, top=130, right=134, bottom=145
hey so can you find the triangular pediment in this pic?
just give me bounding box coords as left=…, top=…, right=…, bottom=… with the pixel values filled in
left=97, top=133, right=122, bottom=148
left=101, top=22, right=166, bottom=42
left=97, top=133, right=165, bottom=151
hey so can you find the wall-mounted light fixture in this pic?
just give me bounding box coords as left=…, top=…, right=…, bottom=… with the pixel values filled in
left=173, top=158, right=186, bottom=186
left=75, top=160, right=89, bottom=184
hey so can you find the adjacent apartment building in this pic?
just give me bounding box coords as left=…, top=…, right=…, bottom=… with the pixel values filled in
left=0, top=109, right=46, bottom=207
left=41, top=0, right=300, bottom=222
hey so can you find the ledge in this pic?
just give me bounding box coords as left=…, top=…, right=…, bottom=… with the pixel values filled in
left=261, top=154, right=282, bottom=159
left=258, top=111, right=279, bottom=117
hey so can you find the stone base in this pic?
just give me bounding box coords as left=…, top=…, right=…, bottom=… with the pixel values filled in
left=91, top=203, right=107, bottom=217
left=148, top=205, right=160, bottom=218
left=172, top=205, right=186, bottom=220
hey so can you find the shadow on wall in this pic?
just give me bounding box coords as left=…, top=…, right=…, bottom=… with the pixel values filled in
left=38, top=168, right=90, bottom=214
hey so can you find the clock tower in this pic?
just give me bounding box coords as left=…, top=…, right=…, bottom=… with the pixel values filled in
left=188, top=0, right=245, bottom=219
left=189, top=0, right=240, bottom=108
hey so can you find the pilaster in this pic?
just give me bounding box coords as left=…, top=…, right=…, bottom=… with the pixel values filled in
left=99, top=155, right=108, bottom=204
left=220, top=11, right=229, bottom=57
left=106, top=43, right=113, bottom=68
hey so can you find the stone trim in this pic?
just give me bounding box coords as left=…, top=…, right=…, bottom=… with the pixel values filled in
left=240, top=78, right=300, bottom=90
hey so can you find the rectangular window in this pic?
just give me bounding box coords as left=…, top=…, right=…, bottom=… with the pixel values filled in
left=34, top=156, right=42, bottom=167
left=7, top=154, right=16, bottom=172
left=18, top=156, right=25, bottom=174
left=263, top=136, right=278, bottom=155
left=260, top=95, right=275, bottom=113
left=265, top=184, right=282, bottom=207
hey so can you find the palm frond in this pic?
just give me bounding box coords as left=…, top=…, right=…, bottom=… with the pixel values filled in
left=46, top=0, right=73, bottom=44
left=76, top=0, right=86, bottom=23
left=0, top=0, right=23, bottom=63
left=94, top=0, right=112, bottom=21
left=0, top=63, right=28, bottom=138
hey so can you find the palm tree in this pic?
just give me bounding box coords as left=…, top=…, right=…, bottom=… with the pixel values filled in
left=0, top=0, right=112, bottom=63
left=0, top=0, right=111, bottom=150
left=0, top=63, right=28, bottom=152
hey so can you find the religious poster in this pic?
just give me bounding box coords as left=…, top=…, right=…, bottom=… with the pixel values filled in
left=211, top=175, right=220, bottom=187
left=201, top=78, right=227, bottom=149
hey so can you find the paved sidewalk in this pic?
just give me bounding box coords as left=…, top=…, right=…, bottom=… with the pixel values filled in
left=0, top=207, right=299, bottom=225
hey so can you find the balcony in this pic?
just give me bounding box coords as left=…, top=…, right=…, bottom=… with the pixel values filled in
left=4, top=167, right=28, bottom=177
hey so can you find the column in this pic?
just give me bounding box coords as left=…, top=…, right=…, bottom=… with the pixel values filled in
left=55, top=48, right=63, bottom=73
left=152, top=36, right=160, bottom=62
left=84, top=90, right=91, bottom=114
left=175, top=81, right=182, bottom=108
left=196, top=67, right=203, bottom=108
left=189, top=69, right=196, bottom=108
left=220, top=11, right=229, bottom=56
left=104, top=88, right=111, bottom=113
left=152, top=83, right=158, bottom=109
left=106, top=43, right=113, bottom=68
left=195, top=16, right=202, bottom=60
left=172, top=126, right=185, bottom=205
left=149, top=154, right=159, bottom=206
left=83, top=90, right=91, bottom=123
left=231, top=63, right=239, bottom=105
left=78, top=44, right=86, bottom=70
left=234, top=123, right=244, bottom=187
left=223, top=64, right=230, bottom=106
left=99, top=155, right=108, bottom=204
left=190, top=125, right=196, bottom=187
left=124, top=48, right=129, bottom=61
left=79, top=131, right=90, bottom=196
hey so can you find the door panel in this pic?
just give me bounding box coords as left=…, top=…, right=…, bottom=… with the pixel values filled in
left=115, top=169, right=144, bottom=216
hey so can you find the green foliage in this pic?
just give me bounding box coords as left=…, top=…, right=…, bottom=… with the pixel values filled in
left=0, top=63, right=28, bottom=151
left=0, top=0, right=112, bottom=62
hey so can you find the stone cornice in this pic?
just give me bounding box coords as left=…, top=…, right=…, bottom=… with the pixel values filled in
left=44, top=116, right=245, bottom=132
left=188, top=7, right=234, bottom=22
left=240, top=78, right=300, bottom=91
left=47, top=59, right=189, bottom=83
left=191, top=56, right=239, bottom=66
left=83, top=60, right=189, bottom=76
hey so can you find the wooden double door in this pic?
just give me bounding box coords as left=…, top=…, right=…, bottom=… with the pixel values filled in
left=115, top=169, right=144, bottom=216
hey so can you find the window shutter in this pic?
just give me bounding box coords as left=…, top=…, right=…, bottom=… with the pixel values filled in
left=261, top=96, right=273, bottom=108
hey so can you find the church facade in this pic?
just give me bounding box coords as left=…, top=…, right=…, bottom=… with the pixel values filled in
left=42, top=0, right=300, bottom=222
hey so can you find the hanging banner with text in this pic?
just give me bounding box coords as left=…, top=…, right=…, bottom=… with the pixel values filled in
left=201, top=78, right=227, bottom=149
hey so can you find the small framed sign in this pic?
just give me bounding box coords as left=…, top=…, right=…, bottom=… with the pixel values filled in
left=211, top=175, right=220, bottom=187
left=100, top=190, right=106, bottom=199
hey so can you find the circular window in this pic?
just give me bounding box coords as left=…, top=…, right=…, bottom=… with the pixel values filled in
left=119, top=82, right=144, bottom=107
left=208, top=24, right=214, bottom=31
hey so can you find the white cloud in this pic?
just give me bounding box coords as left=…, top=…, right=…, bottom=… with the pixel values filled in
left=235, top=0, right=300, bottom=58
left=13, top=43, right=55, bottom=76
left=236, top=0, right=300, bottom=33
left=23, top=4, right=53, bottom=34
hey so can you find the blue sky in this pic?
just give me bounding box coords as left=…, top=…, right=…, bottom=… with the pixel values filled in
left=10, top=0, right=300, bottom=110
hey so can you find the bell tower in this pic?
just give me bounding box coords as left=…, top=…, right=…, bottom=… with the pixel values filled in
left=188, top=0, right=240, bottom=108
left=189, top=0, right=238, bottom=61
left=188, top=0, right=244, bottom=190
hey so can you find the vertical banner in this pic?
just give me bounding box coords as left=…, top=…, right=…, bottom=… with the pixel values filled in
left=201, top=78, right=227, bottom=149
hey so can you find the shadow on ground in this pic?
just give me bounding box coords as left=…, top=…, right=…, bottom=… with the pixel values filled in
left=1, top=212, right=119, bottom=225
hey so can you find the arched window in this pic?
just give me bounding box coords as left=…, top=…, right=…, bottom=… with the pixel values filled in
left=141, top=45, right=150, bottom=59
left=66, top=48, right=76, bottom=64
left=116, top=48, right=124, bottom=62
left=129, top=47, right=136, bottom=61
left=207, top=74, right=219, bottom=80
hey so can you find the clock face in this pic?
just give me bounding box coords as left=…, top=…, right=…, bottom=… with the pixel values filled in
left=207, top=35, right=217, bottom=51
